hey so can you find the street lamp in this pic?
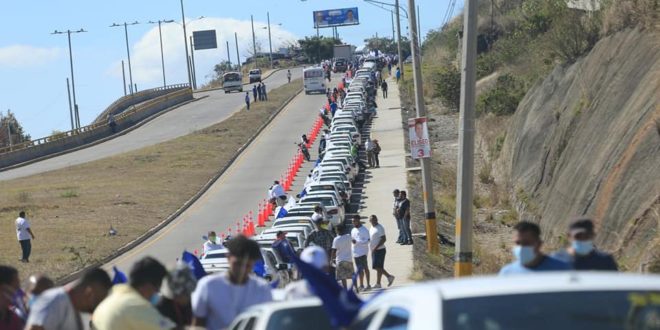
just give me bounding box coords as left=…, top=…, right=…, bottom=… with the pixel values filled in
left=110, top=21, right=140, bottom=94
left=174, top=15, right=205, bottom=89
left=148, top=19, right=175, bottom=88
left=363, top=0, right=406, bottom=77
left=52, top=28, right=87, bottom=130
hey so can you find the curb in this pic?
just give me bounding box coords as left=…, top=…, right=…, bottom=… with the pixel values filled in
left=57, top=87, right=304, bottom=285
left=0, top=96, right=206, bottom=174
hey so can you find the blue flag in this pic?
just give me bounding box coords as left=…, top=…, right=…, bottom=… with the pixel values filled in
left=112, top=266, right=127, bottom=285
left=287, top=250, right=363, bottom=327
left=299, top=187, right=308, bottom=198
left=276, top=207, right=288, bottom=219
left=182, top=250, right=207, bottom=280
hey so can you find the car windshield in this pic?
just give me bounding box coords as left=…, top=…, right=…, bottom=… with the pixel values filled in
left=203, top=250, right=227, bottom=259
left=249, top=70, right=260, bottom=74
left=443, top=290, right=660, bottom=330
left=223, top=73, right=241, bottom=82
left=266, top=306, right=333, bottom=330
left=304, top=70, right=323, bottom=78
left=301, top=197, right=335, bottom=207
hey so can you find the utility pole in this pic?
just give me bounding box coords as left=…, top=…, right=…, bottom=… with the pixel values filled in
left=226, top=41, right=231, bottom=68
left=110, top=22, right=140, bottom=95
left=6, top=121, right=11, bottom=151
left=180, top=0, right=192, bottom=87
left=251, top=15, right=257, bottom=67
left=417, top=5, right=422, bottom=48
left=52, top=29, right=86, bottom=129
left=149, top=20, right=175, bottom=88
left=407, top=0, right=439, bottom=255
left=189, top=36, right=197, bottom=89
left=235, top=32, right=241, bottom=72
left=395, top=0, right=404, bottom=79
left=66, top=78, right=74, bottom=131
left=267, top=12, right=273, bottom=69
left=391, top=11, right=395, bottom=41
left=121, top=60, right=127, bottom=95
left=455, top=0, right=477, bottom=277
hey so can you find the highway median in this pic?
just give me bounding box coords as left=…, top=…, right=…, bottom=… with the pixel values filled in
left=0, top=79, right=303, bottom=283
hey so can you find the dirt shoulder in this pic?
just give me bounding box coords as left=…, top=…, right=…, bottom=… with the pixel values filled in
left=0, top=79, right=302, bottom=282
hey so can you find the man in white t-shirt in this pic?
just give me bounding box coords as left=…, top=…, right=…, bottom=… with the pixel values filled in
left=16, top=211, right=35, bottom=263
left=269, top=181, right=287, bottom=207
left=192, top=235, right=272, bottom=330
left=331, top=224, right=354, bottom=289
left=202, top=231, right=223, bottom=255
left=368, top=215, right=395, bottom=289
left=351, top=215, right=371, bottom=291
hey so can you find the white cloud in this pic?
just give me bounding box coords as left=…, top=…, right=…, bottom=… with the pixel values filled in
left=107, top=17, right=299, bottom=87
left=0, top=45, right=61, bottom=68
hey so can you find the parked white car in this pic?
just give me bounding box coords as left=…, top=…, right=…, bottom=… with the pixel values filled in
left=227, top=298, right=333, bottom=330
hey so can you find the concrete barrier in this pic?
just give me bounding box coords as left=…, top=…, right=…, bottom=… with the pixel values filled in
left=93, top=84, right=189, bottom=124
left=0, top=88, right=192, bottom=169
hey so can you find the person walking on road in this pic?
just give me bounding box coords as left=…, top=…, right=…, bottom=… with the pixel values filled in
left=287, top=69, right=292, bottom=83
left=26, top=268, right=112, bottom=330
left=93, top=257, right=174, bottom=330
left=331, top=224, right=354, bottom=289
left=552, top=218, right=618, bottom=271
left=372, top=139, right=381, bottom=168
left=499, top=222, right=571, bottom=275
left=368, top=215, right=395, bottom=288
left=351, top=215, right=371, bottom=292
left=245, top=92, right=251, bottom=110
left=252, top=85, right=258, bottom=102
left=397, top=191, right=413, bottom=245
left=16, top=211, right=35, bottom=263
left=261, top=83, right=267, bottom=101
left=395, top=67, right=401, bottom=83
left=191, top=235, right=272, bottom=329
left=381, top=80, right=388, bottom=98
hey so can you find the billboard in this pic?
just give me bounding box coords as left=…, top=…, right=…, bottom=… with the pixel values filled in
left=408, top=117, right=431, bottom=159
left=192, top=30, right=217, bottom=50
left=313, top=7, right=359, bottom=28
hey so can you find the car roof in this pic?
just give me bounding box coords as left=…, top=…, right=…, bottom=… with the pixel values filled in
left=365, top=273, right=660, bottom=305
left=243, top=298, right=322, bottom=314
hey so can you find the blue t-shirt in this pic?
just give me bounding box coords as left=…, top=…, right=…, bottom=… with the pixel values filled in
left=499, top=255, right=572, bottom=275
left=551, top=249, right=618, bottom=271
left=272, top=239, right=294, bottom=263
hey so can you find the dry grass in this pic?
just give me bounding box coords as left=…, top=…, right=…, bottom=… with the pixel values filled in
left=0, top=79, right=302, bottom=282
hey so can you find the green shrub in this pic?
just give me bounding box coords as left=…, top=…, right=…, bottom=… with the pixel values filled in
left=430, top=65, right=461, bottom=111
left=477, top=74, right=526, bottom=116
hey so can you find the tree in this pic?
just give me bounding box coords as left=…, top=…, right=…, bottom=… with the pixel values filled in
left=298, top=36, right=342, bottom=63
left=213, top=61, right=238, bottom=77
left=363, top=36, right=411, bottom=58
left=0, top=110, right=30, bottom=147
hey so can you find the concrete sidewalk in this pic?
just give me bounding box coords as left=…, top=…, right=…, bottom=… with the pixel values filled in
left=359, top=76, right=412, bottom=291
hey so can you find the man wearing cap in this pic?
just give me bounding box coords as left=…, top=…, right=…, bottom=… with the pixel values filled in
left=191, top=235, right=272, bottom=329
left=552, top=218, right=618, bottom=271
left=284, top=246, right=329, bottom=300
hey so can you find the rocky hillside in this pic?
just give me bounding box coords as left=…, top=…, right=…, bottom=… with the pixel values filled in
left=495, top=28, right=659, bottom=271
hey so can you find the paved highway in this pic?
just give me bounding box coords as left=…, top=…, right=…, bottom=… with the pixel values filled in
left=107, top=89, right=326, bottom=271
left=0, top=68, right=301, bottom=181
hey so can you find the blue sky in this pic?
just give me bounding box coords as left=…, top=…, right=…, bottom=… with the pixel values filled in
left=0, top=0, right=453, bottom=138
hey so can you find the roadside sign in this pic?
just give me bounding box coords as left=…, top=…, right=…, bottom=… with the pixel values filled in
left=408, top=117, right=431, bottom=159
left=313, top=7, right=359, bottom=28
left=193, top=30, right=217, bottom=50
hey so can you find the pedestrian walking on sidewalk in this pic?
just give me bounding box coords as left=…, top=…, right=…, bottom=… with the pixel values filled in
left=245, top=92, right=251, bottom=110
left=16, top=211, right=35, bottom=263
left=368, top=215, right=395, bottom=288
left=397, top=191, right=413, bottom=245
left=351, top=215, right=371, bottom=291
left=381, top=80, right=388, bottom=98
left=373, top=139, right=381, bottom=168
left=331, top=224, right=354, bottom=289
left=252, top=85, right=258, bottom=102
left=392, top=190, right=405, bottom=243
left=395, top=67, right=401, bottom=83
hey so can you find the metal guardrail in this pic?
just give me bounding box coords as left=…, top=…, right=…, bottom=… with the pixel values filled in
left=0, top=87, right=192, bottom=156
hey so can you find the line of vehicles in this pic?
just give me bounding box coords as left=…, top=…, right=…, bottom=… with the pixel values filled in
left=221, top=69, right=263, bottom=93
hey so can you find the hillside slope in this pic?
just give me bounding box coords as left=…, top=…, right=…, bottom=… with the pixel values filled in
left=495, top=28, right=659, bottom=271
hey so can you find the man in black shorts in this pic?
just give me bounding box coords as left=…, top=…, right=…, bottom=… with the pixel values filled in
left=369, top=215, right=395, bottom=288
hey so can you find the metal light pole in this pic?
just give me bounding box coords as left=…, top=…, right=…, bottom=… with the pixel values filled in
left=395, top=0, right=404, bottom=78
left=149, top=20, right=175, bottom=88
left=267, top=12, right=273, bottom=68
left=235, top=32, right=241, bottom=71
left=226, top=41, right=232, bottom=68
left=66, top=78, right=74, bottom=130
left=52, top=29, right=86, bottom=129
left=110, top=21, right=139, bottom=95
left=407, top=0, right=439, bottom=255
left=417, top=5, right=422, bottom=47
left=391, top=11, right=395, bottom=41
left=189, top=36, right=197, bottom=89
left=455, top=0, right=478, bottom=277
left=251, top=15, right=257, bottom=66
left=180, top=0, right=192, bottom=87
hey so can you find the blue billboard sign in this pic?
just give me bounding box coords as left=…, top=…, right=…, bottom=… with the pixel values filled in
left=313, top=7, right=359, bottom=28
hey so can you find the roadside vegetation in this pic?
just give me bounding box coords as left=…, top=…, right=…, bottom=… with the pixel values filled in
left=0, top=79, right=302, bottom=282
left=401, top=0, right=657, bottom=278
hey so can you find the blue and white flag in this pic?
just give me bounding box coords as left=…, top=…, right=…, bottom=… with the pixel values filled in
left=275, top=196, right=298, bottom=219
left=182, top=250, right=207, bottom=280
left=112, top=266, right=127, bottom=285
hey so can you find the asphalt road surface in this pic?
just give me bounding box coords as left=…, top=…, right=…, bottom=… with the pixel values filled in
left=0, top=68, right=301, bottom=181
left=107, top=89, right=327, bottom=271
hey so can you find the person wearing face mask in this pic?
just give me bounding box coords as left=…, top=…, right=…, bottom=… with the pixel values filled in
left=93, top=257, right=174, bottom=330
left=202, top=231, right=223, bottom=256
left=499, top=221, right=571, bottom=275
left=191, top=235, right=272, bottom=330
left=552, top=218, right=618, bottom=271
left=26, top=268, right=111, bottom=330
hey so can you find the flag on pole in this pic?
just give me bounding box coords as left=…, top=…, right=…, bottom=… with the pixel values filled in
left=182, top=250, right=207, bottom=280
left=112, top=266, right=127, bottom=285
